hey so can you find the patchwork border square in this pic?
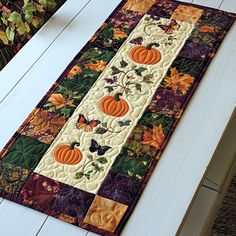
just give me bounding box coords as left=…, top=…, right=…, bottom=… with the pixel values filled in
left=18, top=173, right=62, bottom=214
left=19, top=108, right=67, bottom=144
left=84, top=195, right=128, bottom=233
left=1, top=135, right=49, bottom=170
left=51, top=184, right=95, bottom=221
left=0, top=161, right=31, bottom=201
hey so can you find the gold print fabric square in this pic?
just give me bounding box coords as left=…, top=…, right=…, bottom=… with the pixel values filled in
left=171, top=5, right=204, bottom=24
left=84, top=195, right=128, bottom=232
left=123, top=0, right=156, bottom=13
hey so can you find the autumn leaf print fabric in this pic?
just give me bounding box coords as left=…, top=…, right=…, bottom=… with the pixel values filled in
left=0, top=0, right=235, bottom=235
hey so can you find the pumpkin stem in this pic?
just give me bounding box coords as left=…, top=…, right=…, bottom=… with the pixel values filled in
left=146, top=43, right=160, bottom=50
left=70, top=142, right=80, bottom=149
left=114, top=93, right=123, bottom=101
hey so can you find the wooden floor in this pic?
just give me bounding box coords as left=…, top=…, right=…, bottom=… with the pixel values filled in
left=0, top=0, right=235, bottom=235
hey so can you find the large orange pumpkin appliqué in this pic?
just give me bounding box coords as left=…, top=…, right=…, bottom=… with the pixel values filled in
left=99, top=93, right=129, bottom=117
left=53, top=142, right=83, bottom=165
left=129, top=43, right=161, bottom=65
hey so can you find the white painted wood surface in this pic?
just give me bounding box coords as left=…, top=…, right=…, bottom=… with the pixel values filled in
left=193, top=0, right=223, bottom=8
left=0, top=0, right=235, bottom=235
left=202, top=109, right=236, bottom=190
left=179, top=109, right=236, bottom=235
left=179, top=186, right=218, bottom=236
left=220, top=0, right=236, bottom=13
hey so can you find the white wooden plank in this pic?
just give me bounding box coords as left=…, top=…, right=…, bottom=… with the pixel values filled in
left=0, top=0, right=90, bottom=104
left=0, top=200, right=47, bottom=236
left=180, top=0, right=194, bottom=3
left=179, top=187, right=218, bottom=236
left=193, top=0, right=223, bottom=8
left=220, top=0, right=236, bottom=13
left=87, top=233, right=98, bottom=236
left=37, top=216, right=87, bottom=236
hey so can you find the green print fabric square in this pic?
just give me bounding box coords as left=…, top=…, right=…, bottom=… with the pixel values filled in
left=170, top=56, right=205, bottom=79
left=112, top=147, right=153, bottom=179
left=2, top=135, right=49, bottom=170
left=138, top=113, right=174, bottom=132
left=189, top=8, right=232, bottom=48
left=42, top=47, right=116, bottom=118
left=0, top=161, right=31, bottom=198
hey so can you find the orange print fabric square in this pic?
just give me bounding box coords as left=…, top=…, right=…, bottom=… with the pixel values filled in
left=123, top=0, right=156, bottom=13
left=171, top=5, right=204, bottom=24
left=84, top=196, right=128, bottom=232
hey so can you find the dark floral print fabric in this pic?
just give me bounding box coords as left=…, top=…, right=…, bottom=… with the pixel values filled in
left=0, top=161, right=31, bottom=200
left=19, top=173, right=62, bottom=214
left=51, top=184, right=95, bottom=221
left=98, top=171, right=141, bottom=205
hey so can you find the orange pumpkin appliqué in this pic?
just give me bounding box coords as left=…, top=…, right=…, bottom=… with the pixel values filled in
left=99, top=93, right=129, bottom=117
left=200, top=25, right=215, bottom=33
left=53, top=142, right=83, bottom=165
left=129, top=43, right=161, bottom=65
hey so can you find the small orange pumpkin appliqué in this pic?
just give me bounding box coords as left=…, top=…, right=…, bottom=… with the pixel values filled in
left=99, top=93, right=129, bottom=117
left=129, top=43, right=161, bottom=65
left=53, top=142, right=83, bottom=165
left=199, top=25, right=215, bottom=33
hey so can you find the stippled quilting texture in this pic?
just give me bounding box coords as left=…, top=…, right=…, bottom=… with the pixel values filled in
left=0, top=0, right=235, bottom=235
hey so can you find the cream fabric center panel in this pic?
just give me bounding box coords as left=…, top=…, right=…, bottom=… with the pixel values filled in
left=35, top=15, right=194, bottom=193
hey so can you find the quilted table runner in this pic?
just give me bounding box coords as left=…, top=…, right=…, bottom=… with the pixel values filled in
left=0, top=0, right=235, bottom=235
left=0, top=0, right=66, bottom=70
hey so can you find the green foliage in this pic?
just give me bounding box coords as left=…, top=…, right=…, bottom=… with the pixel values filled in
left=120, top=59, right=128, bottom=68
left=0, top=0, right=58, bottom=44
left=75, top=156, right=108, bottom=180
left=39, top=0, right=57, bottom=9
left=95, top=120, right=131, bottom=135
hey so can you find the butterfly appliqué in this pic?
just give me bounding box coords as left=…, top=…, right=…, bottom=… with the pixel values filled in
left=76, top=114, right=101, bottom=132
left=158, top=19, right=180, bottom=34
left=89, top=139, right=111, bottom=156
